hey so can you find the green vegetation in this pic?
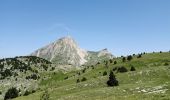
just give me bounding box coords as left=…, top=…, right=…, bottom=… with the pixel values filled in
left=3, top=52, right=170, bottom=100
left=4, top=87, right=19, bottom=100
left=107, top=71, right=119, bottom=86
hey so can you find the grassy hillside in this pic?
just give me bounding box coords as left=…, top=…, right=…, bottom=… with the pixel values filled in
left=14, top=52, right=170, bottom=100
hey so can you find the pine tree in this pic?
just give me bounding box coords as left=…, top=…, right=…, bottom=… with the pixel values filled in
left=107, top=71, right=119, bottom=86
left=122, top=57, right=126, bottom=62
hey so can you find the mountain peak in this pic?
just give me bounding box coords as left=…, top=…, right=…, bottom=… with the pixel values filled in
left=31, top=36, right=114, bottom=67
left=59, top=35, right=73, bottom=40
left=56, top=36, right=77, bottom=46
left=31, top=36, right=88, bottom=66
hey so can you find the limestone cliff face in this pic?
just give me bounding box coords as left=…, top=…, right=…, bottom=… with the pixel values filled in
left=31, top=36, right=114, bottom=66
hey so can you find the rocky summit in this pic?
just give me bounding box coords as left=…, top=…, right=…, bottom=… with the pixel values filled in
left=31, top=36, right=114, bottom=66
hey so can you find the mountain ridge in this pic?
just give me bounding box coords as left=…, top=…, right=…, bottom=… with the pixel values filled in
left=31, top=36, right=114, bottom=66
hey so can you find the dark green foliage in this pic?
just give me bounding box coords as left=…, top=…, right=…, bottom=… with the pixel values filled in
left=137, top=54, right=142, bottom=58
left=34, top=70, right=38, bottom=73
left=91, top=65, right=94, bottom=69
left=82, top=68, right=86, bottom=73
left=26, top=74, right=39, bottom=80
left=64, top=76, right=68, bottom=80
left=122, top=57, right=126, bottom=62
left=103, top=71, right=107, bottom=76
left=97, top=62, right=100, bottom=65
left=113, top=67, right=117, bottom=71
left=160, top=51, right=162, bottom=53
left=16, top=56, right=52, bottom=64
left=114, top=61, right=117, bottom=65
left=0, top=91, right=2, bottom=95
left=4, top=87, right=19, bottom=100
left=130, top=66, right=136, bottom=71
left=164, top=63, right=169, bottom=66
left=117, top=66, right=128, bottom=73
left=107, top=71, right=119, bottom=87
left=51, top=67, right=55, bottom=71
left=32, top=90, right=36, bottom=93
left=77, top=72, right=81, bottom=75
left=0, top=64, right=4, bottom=69
left=109, top=59, right=113, bottom=63
left=0, top=69, right=12, bottom=79
left=127, top=55, right=133, bottom=61
left=76, top=79, right=80, bottom=83
left=42, top=65, right=48, bottom=71
left=105, top=61, right=109, bottom=68
left=81, top=77, right=87, bottom=82
left=24, top=90, right=31, bottom=96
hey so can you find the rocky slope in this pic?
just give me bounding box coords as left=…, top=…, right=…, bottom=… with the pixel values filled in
left=31, top=36, right=114, bottom=66
left=0, top=56, right=53, bottom=100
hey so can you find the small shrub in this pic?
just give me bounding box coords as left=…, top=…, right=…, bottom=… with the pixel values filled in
left=137, top=54, right=142, bottom=58
left=130, top=66, right=136, bottom=71
left=122, top=57, right=126, bottom=62
left=4, top=87, right=19, bottom=100
left=76, top=79, right=80, bottom=83
left=127, top=55, right=133, bottom=61
left=97, top=62, right=100, bottom=65
left=51, top=67, right=55, bottom=71
left=103, top=71, right=107, bottom=76
left=81, top=77, right=87, bottom=82
left=32, top=90, right=36, bottom=93
left=91, top=65, right=94, bottom=69
left=113, top=67, right=117, bottom=71
left=82, top=68, right=86, bottom=73
left=64, top=76, right=68, bottom=80
left=34, top=70, right=38, bottom=73
left=109, top=59, right=113, bottom=63
left=77, top=72, right=81, bottom=75
left=42, top=65, right=48, bottom=71
left=117, top=66, right=128, bottom=73
left=164, top=63, right=169, bottom=66
left=105, top=61, right=109, bottom=68
left=114, top=61, right=117, bottom=65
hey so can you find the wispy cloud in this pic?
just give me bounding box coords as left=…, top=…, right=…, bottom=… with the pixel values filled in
left=47, top=23, right=72, bottom=35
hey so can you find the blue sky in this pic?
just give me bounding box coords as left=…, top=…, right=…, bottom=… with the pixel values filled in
left=0, top=0, right=170, bottom=58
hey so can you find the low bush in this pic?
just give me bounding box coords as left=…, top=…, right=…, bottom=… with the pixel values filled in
left=130, top=66, right=136, bottom=71
left=4, top=87, right=19, bottom=100
left=117, top=66, right=128, bottom=73
left=81, top=77, right=87, bottom=82
left=103, top=71, right=107, bottom=76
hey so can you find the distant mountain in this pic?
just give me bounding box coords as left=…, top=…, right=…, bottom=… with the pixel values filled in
left=31, top=36, right=114, bottom=66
